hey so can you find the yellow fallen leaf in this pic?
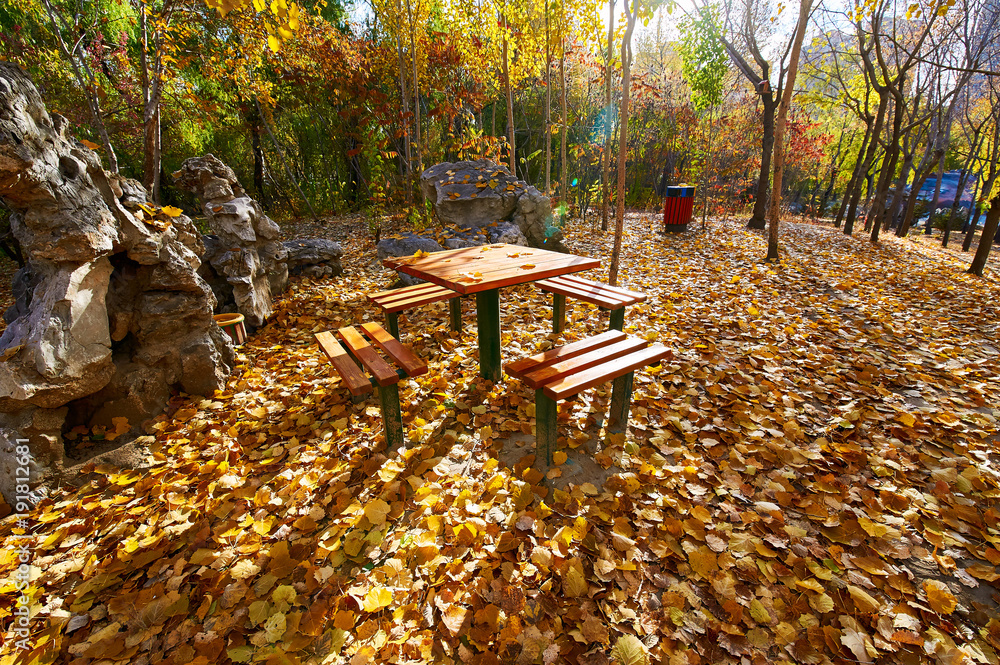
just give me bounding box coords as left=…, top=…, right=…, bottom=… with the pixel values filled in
left=363, top=586, right=393, bottom=612
left=553, top=451, right=568, bottom=465
left=923, top=580, right=957, bottom=614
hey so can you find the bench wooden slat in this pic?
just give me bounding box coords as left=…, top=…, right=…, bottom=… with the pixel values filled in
left=538, top=276, right=646, bottom=307
left=369, top=281, right=446, bottom=302
left=537, top=277, right=635, bottom=309
left=559, top=275, right=648, bottom=302
left=337, top=326, right=400, bottom=386
left=378, top=290, right=458, bottom=314
left=369, top=283, right=458, bottom=312
left=542, top=344, right=669, bottom=401
left=360, top=322, right=428, bottom=378
left=520, top=337, right=649, bottom=389
left=316, top=331, right=373, bottom=396
left=505, top=330, right=626, bottom=378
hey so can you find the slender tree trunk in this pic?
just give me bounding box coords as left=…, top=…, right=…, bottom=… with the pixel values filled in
left=925, top=117, right=952, bottom=234
left=748, top=94, right=776, bottom=230
left=406, top=0, right=421, bottom=174
left=963, top=178, right=981, bottom=251
left=700, top=103, right=716, bottom=228
left=834, top=124, right=872, bottom=228
left=609, top=0, right=636, bottom=287
left=869, top=98, right=905, bottom=242
left=255, top=99, right=319, bottom=221
left=897, top=149, right=943, bottom=237
left=394, top=14, right=412, bottom=200
left=560, top=38, right=568, bottom=216
left=502, top=22, right=515, bottom=173
left=544, top=0, right=551, bottom=194
left=845, top=97, right=887, bottom=235
left=601, top=0, right=615, bottom=232
left=42, top=0, right=119, bottom=173
left=886, top=147, right=913, bottom=230
left=765, top=0, right=812, bottom=260
left=969, top=193, right=1000, bottom=277
left=942, top=169, right=972, bottom=248
left=249, top=110, right=266, bottom=206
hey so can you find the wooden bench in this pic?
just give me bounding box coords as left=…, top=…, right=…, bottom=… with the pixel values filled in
left=505, top=330, right=669, bottom=466
left=536, top=275, right=647, bottom=333
left=316, top=322, right=427, bottom=448
left=368, top=282, right=462, bottom=338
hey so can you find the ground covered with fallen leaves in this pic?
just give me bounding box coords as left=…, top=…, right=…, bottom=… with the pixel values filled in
left=3, top=214, right=1000, bottom=665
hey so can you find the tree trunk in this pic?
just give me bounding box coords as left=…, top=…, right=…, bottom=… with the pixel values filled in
left=42, top=0, right=119, bottom=173
left=502, top=22, right=515, bottom=173
left=765, top=0, right=812, bottom=260
left=968, top=193, right=1000, bottom=277
left=394, top=13, right=412, bottom=200
left=544, top=1, right=551, bottom=194
left=609, top=0, right=636, bottom=287
left=925, top=129, right=949, bottom=235
left=406, top=0, right=421, bottom=174
left=869, top=98, right=905, bottom=243
left=560, top=38, right=568, bottom=217
left=601, top=0, right=615, bottom=232
left=834, top=123, right=872, bottom=228
left=963, top=178, right=981, bottom=251
left=748, top=93, right=776, bottom=230
left=844, top=96, right=887, bottom=235
left=897, top=149, right=943, bottom=237
left=942, top=168, right=972, bottom=248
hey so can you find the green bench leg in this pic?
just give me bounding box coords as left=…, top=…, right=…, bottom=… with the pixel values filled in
left=449, top=297, right=462, bottom=333
left=552, top=293, right=566, bottom=334
left=476, top=289, right=501, bottom=382
left=608, top=307, right=625, bottom=331
left=536, top=389, right=558, bottom=466
left=607, top=370, right=634, bottom=434
left=386, top=311, right=400, bottom=339
left=378, top=383, right=404, bottom=449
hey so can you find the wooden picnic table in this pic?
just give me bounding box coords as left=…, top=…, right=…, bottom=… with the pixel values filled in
left=383, top=243, right=600, bottom=382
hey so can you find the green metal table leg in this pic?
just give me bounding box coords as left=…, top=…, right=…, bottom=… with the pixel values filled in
left=608, top=370, right=634, bottom=433
left=553, top=293, right=566, bottom=334
left=476, top=289, right=501, bottom=382
left=378, top=383, right=404, bottom=449
left=608, top=307, right=625, bottom=331
left=386, top=312, right=400, bottom=339
left=535, top=389, right=558, bottom=466
left=449, top=297, right=462, bottom=334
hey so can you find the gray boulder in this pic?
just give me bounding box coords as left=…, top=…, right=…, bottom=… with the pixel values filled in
left=283, top=238, right=344, bottom=278
left=173, top=154, right=289, bottom=328
left=420, top=159, right=565, bottom=251
left=376, top=233, right=445, bottom=286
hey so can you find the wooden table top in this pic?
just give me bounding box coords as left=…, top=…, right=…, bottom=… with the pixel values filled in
left=383, top=243, right=601, bottom=295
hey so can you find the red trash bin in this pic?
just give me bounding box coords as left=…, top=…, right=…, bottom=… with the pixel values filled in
left=663, top=185, right=696, bottom=232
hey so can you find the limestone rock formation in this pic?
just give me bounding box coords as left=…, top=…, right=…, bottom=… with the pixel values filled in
left=283, top=238, right=344, bottom=278
left=0, top=63, right=234, bottom=504
left=376, top=233, right=446, bottom=286
left=420, top=159, right=565, bottom=251
left=173, top=154, right=289, bottom=328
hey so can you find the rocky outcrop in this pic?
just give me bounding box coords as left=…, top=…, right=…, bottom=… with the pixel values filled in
left=283, top=238, right=343, bottom=278
left=173, top=154, right=289, bottom=328
left=0, top=63, right=234, bottom=504
left=376, top=233, right=446, bottom=286
left=420, top=159, right=565, bottom=251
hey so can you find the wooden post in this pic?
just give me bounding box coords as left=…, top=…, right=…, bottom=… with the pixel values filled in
left=607, top=370, right=634, bottom=434
left=449, top=297, right=462, bottom=333
left=608, top=307, right=625, bottom=331
left=386, top=312, right=400, bottom=339
left=535, top=389, right=558, bottom=466
left=476, top=289, right=502, bottom=382
left=552, top=293, right=566, bottom=333
left=378, top=383, right=404, bottom=449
